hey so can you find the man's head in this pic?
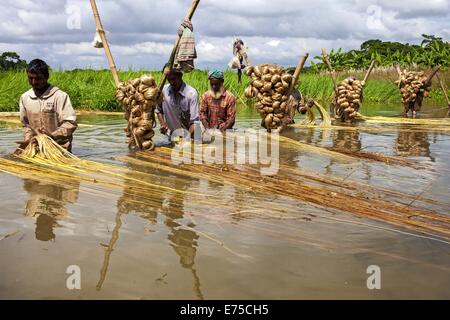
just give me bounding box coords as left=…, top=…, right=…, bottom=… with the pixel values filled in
left=168, top=69, right=183, bottom=93
left=27, top=59, right=50, bottom=91
left=208, top=70, right=224, bottom=95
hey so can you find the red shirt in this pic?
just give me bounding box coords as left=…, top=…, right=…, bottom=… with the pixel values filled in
left=200, top=90, right=236, bottom=129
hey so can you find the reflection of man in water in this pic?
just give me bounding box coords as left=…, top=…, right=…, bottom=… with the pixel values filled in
left=332, top=130, right=362, bottom=152
left=395, top=130, right=433, bottom=160
left=23, top=179, right=79, bottom=241
left=114, top=161, right=204, bottom=298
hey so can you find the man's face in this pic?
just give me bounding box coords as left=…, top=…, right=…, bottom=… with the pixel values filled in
left=168, top=73, right=183, bottom=92
left=210, top=78, right=223, bottom=93
left=27, top=71, right=48, bottom=91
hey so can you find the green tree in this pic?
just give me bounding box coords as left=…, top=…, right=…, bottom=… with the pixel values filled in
left=0, top=52, right=27, bottom=71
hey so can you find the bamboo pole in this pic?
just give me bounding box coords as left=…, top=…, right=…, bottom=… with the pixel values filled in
left=158, top=0, right=201, bottom=93
left=288, top=53, right=309, bottom=95
left=321, top=48, right=338, bottom=96
left=363, top=60, right=376, bottom=83
left=395, top=65, right=402, bottom=77
left=90, top=0, right=120, bottom=88
left=424, top=65, right=440, bottom=87
left=435, top=72, right=450, bottom=106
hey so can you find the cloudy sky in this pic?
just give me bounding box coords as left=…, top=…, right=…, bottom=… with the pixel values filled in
left=1, top=0, right=449, bottom=71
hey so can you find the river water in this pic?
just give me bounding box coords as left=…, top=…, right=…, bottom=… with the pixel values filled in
left=0, top=105, right=449, bottom=299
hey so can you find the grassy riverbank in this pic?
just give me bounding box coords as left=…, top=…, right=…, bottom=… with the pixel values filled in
left=0, top=69, right=448, bottom=112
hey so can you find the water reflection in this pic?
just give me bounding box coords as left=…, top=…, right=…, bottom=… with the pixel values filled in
left=96, top=157, right=204, bottom=299
left=395, top=128, right=434, bottom=161
left=23, top=179, right=79, bottom=242
left=332, top=130, right=362, bottom=152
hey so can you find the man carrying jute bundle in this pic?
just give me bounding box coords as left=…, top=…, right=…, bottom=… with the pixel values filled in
left=230, top=38, right=250, bottom=84
left=200, top=70, right=237, bottom=132
left=15, top=59, right=77, bottom=155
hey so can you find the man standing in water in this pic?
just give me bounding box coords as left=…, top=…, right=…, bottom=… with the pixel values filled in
left=200, top=70, right=236, bottom=133
left=16, top=59, right=77, bottom=154
left=156, top=69, right=199, bottom=139
left=231, top=38, right=250, bottom=84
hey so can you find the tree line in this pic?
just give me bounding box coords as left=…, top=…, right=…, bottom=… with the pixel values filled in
left=310, top=34, right=449, bottom=71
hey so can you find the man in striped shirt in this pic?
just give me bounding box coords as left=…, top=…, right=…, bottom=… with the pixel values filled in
left=200, top=70, right=237, bottom=132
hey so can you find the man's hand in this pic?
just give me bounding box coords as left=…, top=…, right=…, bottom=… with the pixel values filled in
left=219, top=123, right=228, bottom=132
left=15, top=139, right=30, bottom=149
left=38, top=127, right=53, bottom=137
left=159, top=122, right=169, bottom=135
left=201, top=120, right=210, bottom=130
left=13, top=148, right=23, bottom=156
left=14, top=138, right=31, bottom=155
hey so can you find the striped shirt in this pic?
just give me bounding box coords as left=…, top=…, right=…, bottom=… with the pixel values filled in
left=200, top=90, right=236, bottom=129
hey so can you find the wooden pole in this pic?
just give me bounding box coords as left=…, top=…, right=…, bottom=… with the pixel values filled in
left=363, top=60, right=376, bottom=84
left=158, top=0, right=201, bottom=93
left=435, top=72, right=450, bottom=106
left=395, top=65, right=402, bottom=77
left=424, top=65, right=440, bottom=87
left=321, top=48, right=338, bottom=96
left=90, top=0, right=120, bottom=88
left=289, top=53, right=309, bottom=95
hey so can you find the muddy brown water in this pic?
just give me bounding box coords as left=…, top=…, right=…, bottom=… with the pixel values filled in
left=0, top=105, right=449, bottom=299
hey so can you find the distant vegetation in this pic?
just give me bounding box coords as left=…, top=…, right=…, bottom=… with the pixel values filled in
left=0, top=52, right=27, bottom=71
left=0, top=35, right=449, bottom=112
left=310, top=34, right=450, bottom=71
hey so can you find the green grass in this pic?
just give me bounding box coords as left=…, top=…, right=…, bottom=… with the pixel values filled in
left=0, top=69, right=448, bottom=112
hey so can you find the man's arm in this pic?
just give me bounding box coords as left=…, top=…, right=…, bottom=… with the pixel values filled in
left=52, top=94, right=77, bottom=139
left=188, top=91, right=200, bottom=135
left=220, top=95, right=237, bottom=131
left=19, top=95, right=34, bottom=142
left=155, top=103, right=168, bottom=134
left=199, top=94, right=210, bottom=129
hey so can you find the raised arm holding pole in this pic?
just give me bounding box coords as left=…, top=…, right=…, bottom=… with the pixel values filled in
left=157, top=0, right=201, bottom=94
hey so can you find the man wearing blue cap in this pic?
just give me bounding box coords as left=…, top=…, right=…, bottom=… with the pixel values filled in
left=200, top=70, right=236, bottom=132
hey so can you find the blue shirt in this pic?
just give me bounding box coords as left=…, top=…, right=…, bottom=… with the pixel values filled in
left=156, top=82, right=199, bottom=132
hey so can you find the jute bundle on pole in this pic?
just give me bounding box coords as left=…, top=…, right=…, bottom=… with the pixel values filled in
left=116, top=75, right=162, bottom=150
left=115, top=0, right=200, bottom=151
left=395, top=66, right=440, bottom=116
left=333, top=60, right=375, bottom=122
left=244, top=54, right=309, bottom=130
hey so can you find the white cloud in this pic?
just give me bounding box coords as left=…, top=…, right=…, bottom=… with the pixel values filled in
left=0, top=0, right=448, bottom=70
left=267, top=40, right=281, bottom=47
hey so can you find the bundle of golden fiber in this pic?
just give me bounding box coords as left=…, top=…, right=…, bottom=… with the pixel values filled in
left=395, top=70, right=430, bottom=110
left=20, top=134, right=77, bottom=163
left=298, top=99, right=332, bottom=127
left=115, top=75, right=163, bottom=151
left=334, top=77, right=365, bottom=122
left=244, top=64, right=294, bottom=130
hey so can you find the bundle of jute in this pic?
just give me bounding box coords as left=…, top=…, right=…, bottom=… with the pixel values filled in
left=244, top=64, right=294, bottom=130
left=115, top=75, right=163, bottom=151
left=298, top=98, right=332, bottom=126
left=19, top=134, right=77, bottom=164
left=334, top=77, right=366, bottom=122
left=395, top=70, right=429, bottom=104
left=395, top=66, right=440, bottom=116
